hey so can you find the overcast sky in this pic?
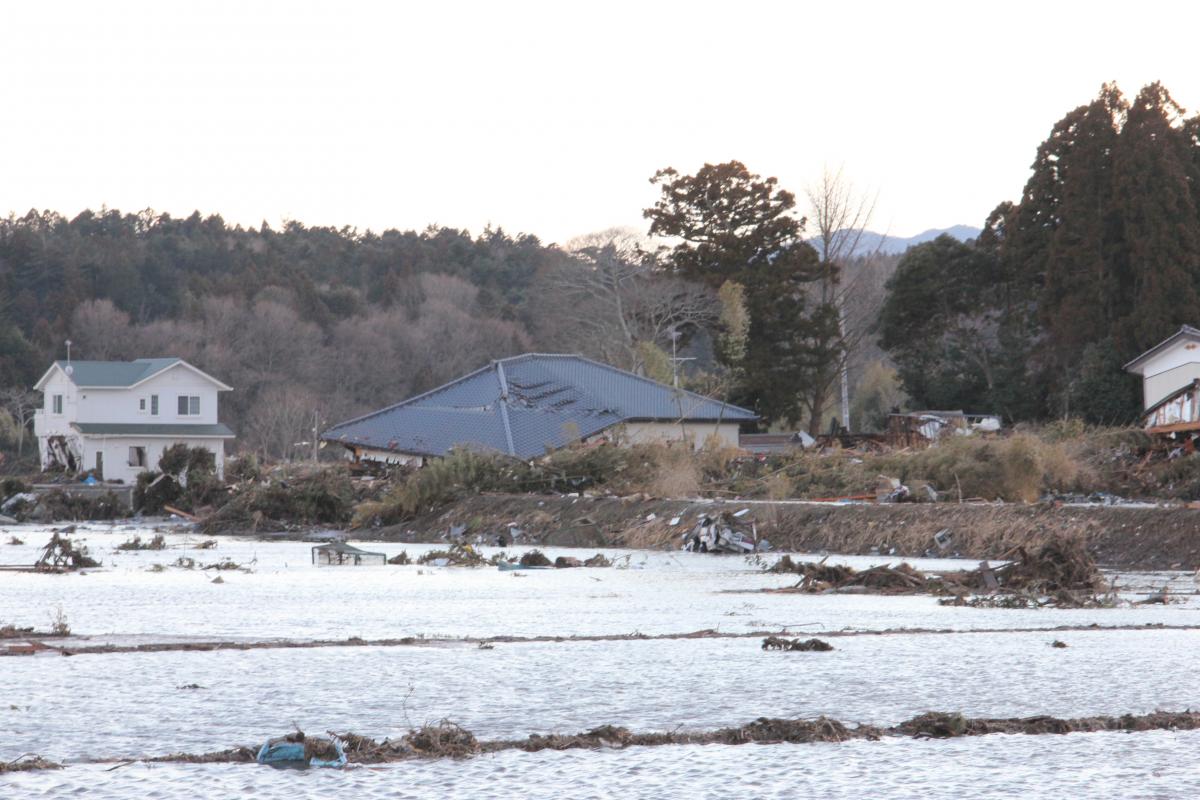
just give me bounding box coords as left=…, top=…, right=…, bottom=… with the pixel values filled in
left=2, top=1, right=1197, bottom=244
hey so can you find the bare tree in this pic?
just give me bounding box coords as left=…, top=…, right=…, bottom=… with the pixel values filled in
left=70, top=299, right=137, bottom=359
left=549, top=232, right=718, bottom=374
left=0, top=388, right=40, bottom=457
left=805, top=166, right=883, bottom=432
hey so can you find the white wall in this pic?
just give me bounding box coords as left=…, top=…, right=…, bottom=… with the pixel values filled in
left=1137, top=340, right=1200, bottom=409
left=75, top=365, right=222, bottom=425
left=79, top=436, right=227, bottom=484
left=1144, top=364, right=1200, bottom=411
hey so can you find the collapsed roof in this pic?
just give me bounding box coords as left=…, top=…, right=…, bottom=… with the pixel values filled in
left=321, top=353, right=757, bottom=460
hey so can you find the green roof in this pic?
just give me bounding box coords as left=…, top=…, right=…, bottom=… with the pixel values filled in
left=55, top=358, right=182, bottom=387
left=71, top=423, right=236, bottom=438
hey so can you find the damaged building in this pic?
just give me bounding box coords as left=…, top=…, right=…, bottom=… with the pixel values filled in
left=321, top=353, right=758, bottom=465
left=1125, top=325, right=1200, bottom=439
left=33, top=358, right=236, bottom=483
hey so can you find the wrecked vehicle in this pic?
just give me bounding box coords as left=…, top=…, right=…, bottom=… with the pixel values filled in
left=682, top=513, right=768, bottom=554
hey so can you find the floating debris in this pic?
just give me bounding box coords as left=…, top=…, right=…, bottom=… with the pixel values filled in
left=761, top=636, right=834, bottom=652
left=34, top=534, right=100, bottom=572
left=117, top=534, right=166, bottom=551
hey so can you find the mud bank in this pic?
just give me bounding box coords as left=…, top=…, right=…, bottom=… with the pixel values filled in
left=376, top=494, right=1200, bottom=570
left=84, top=710, right=1200, bottom=769
left=7, top=623, right=1195, bottom=659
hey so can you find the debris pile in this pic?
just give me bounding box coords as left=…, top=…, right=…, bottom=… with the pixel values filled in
left=201, top=465, right=356, bottom=534
left=387, top=551, right=411, bottom=565
left=583, top=553, right=612, bottom=567
left=35, top=533, right=100, bottom=571
left=0, top=754, right=64, bottom=773
left=0, top=623, right=35, bottom=638
left=13, top=489, right=126, bottom=523
left=682, top=512, right=765, bottom=554
left=124, top=709, right=1200, bottom=766
left=116, top=534, right=166, bottom=551
left=761, top=636, right=834, bottom=652
left=336, top=722, right=480, bottom=762
left=518, top=549, right=553, bottom=568
left=417, top=544, right=488, bottom=567
left=763, top=537, right=1111, bottom=607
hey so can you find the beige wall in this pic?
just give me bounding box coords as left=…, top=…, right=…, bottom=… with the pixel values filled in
left=1144, top=363, right=1200, bottom=410
left=610, top=421, right=741, bottom=451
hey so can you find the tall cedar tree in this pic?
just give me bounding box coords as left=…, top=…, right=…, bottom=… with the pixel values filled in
left=880, top=82, right=1200, bottom=423
left=1112, top=83, right=1200, bottom=354
left=644, top=162, right=840, bottom=429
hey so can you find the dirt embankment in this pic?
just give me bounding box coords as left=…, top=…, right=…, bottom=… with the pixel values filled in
left=373, top=493, right=1200, bottom=571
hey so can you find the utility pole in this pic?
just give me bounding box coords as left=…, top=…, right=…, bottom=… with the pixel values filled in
left=311, top=409, right=322, bottom=464
left=668, top=329, right=695, bottom=389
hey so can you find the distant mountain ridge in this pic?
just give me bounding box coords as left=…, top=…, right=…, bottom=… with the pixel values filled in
left=814, top=225, right=981, bottom=256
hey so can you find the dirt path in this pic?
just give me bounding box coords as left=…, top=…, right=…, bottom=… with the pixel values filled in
left=376, top=493, right=1200, bottom=570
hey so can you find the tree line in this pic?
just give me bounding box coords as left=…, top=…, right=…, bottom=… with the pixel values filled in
left=880, top=82, right=1200, bottom=424
left=3, top=80, right=1183, bottom=462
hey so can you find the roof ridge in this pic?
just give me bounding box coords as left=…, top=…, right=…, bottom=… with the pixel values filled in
left=324, top=360, right=502, bottom=433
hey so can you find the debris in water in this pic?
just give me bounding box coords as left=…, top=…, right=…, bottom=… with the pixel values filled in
left=761, top=636, right=834, bottom=652
left=417, top=544, right=487, bottom=567
left=117, top=534, right=166, bottom=551
left=0, top=754, right=64, bottom=773
left=35, top=533, right=100, bottom=571
left=764, top=537, right=1111, bottom=608
left=518, top=550, right=553, bottom=568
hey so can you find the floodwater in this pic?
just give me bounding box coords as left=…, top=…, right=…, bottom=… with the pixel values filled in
left=1, top=524, right=1198, bottom=798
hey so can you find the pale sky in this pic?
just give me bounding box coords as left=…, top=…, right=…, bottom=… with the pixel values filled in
left=2, top=1, right=1198, bottom=244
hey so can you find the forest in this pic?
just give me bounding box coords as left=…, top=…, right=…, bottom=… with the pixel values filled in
left=0, top=80, right=1196, bottom=462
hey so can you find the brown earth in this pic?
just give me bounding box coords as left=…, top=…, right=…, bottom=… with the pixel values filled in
left=371, top=493, right=1200, bottom=571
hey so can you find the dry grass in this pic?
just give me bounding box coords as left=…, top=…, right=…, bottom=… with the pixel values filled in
left=645, top=446, right=702, bottom=498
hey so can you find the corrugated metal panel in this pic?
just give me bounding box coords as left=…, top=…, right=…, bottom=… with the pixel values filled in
left=322, top=354, right=757, bottom=459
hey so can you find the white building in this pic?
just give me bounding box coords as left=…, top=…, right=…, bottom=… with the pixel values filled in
left=1124, top=326, right=1200, bottom=433
left=33, top=358, right=235, bottom=484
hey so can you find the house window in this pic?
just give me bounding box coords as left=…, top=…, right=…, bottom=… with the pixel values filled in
left=178, top=395, right=200, bottom=416
left=52, top=394, right=63, bottom=415
left=151, top=395, right=159, bottom=416
left=128, top=446, right=147, bottom=467
left=139, top=398, right=147, bottom=413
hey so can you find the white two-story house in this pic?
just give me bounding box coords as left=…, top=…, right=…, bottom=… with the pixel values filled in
left=33, top=358, right=235, bottom=484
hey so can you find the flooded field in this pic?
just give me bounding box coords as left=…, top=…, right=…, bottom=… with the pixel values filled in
left=2, top=523, right=1198, bottom=797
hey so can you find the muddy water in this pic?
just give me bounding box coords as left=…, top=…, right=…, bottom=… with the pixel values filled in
left=1, top=526, right=1197, bottom=798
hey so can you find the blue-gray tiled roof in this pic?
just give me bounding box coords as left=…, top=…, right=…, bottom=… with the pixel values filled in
left=322, top=354, right=757, bottom=459
left=54, top=358, right=182, bottom=387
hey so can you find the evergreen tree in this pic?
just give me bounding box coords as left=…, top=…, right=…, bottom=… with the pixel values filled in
left=644, top=162, right=839, bottom=428
left=1111, top=82, right=1200, bottom=354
